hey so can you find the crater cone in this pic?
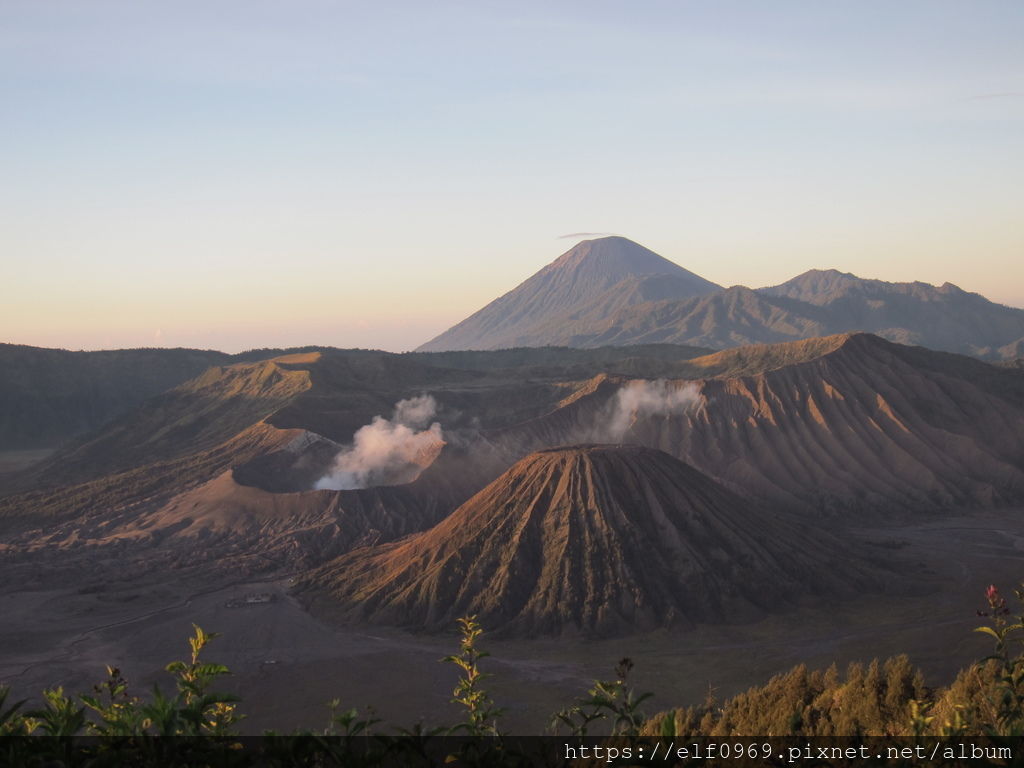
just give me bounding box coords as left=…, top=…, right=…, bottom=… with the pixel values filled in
left=302, top=444, right=883, bottom=637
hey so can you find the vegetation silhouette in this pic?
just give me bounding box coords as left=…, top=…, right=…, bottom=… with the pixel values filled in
left=2, top=588, right=1024, bottom=765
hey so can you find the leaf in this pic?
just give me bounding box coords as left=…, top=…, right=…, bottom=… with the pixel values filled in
left=975, top=626, right=1002, bottom=641
left=660, top=712, right=677, bottom=740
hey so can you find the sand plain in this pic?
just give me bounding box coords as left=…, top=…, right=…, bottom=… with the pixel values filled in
left=1, top=509, right=1022, bottom=734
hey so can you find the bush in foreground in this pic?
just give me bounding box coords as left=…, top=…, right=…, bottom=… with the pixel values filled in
left=1, top=585, right=1023, bottom=765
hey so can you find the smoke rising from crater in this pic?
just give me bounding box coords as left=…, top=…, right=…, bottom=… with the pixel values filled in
left=604, top=379, right=701, bottom=441
left=314, top=395, right=445, bottom=490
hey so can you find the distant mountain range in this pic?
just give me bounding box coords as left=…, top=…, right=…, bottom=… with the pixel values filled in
left=418, top=236, right=1024, bottom=359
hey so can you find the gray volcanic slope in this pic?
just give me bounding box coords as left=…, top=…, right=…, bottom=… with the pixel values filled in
left=515, top=277, right=1024, bottom=358
left=301, top=445, right=884, bottom=637
left=758, top=269, right=1024, bottom=358
left=420, top=240, right=1024, bottom=358
left=416, top=236, right=722, bottom=352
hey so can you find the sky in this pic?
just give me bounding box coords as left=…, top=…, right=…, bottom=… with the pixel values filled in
left=2, top=0, right=1022, bottom=352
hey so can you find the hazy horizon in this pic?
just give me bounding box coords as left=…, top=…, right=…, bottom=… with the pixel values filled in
left=6, top=238, right=1024, bottom=355
left=3, top=1, right=1022, bottom=353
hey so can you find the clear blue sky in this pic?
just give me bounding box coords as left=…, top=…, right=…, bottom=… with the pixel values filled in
left=2, top=1, right=1022, bottom=351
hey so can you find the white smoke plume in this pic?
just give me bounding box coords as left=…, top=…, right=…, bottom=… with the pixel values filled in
left=314, top=395, right=445, bottom=490
left=603, top=379, right=701, bottom=442
left=392, top=395, right=437, bottom=429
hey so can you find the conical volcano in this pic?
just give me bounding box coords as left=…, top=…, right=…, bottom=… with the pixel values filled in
left=301, top=445, right=882, bottom=636
left=416, top=237, right=722, bottom=351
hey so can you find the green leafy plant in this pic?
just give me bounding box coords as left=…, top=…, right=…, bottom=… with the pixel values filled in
left=23, top=686, right=88, bottom=767
left=0, top=685, right=26, bottom=735
left=974, top=583, right=1024, bottom=737
left=80, top=665, right=146, bottom=738
left=314, top=700, right=387, bottom=767
left=442, top=615, right=503, bottom=738
left=164, top=623, right=242, bottom=737
left=441, top=615, right=528, bottom=767
left=552, top=657, right=652, bottom=742
left=27, top=686, right=87, bottom=739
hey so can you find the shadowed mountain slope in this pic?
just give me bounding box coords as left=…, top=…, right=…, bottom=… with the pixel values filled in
left=36, top=356, right=315, bottom=488
left=301, top=445, right=886, bottom=637
left=0, top=344, right=341, bottom=453
left=494, top=334, right=1024, bottom=513
left=532, top=277, right=1024, bottom=359
left=405, top=342, right=714, bottom=378
left=0, top=345, right=233, bottom=450
left=759, top=269, right=1024, bottom=356
left=416, top=237, right=722, bottom=351
left=564, top=285, right=827, bottom=349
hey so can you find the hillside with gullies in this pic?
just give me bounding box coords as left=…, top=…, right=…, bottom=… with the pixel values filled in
left=3, top=331, right=1024, bottom=608
left=5, top=333, right=1024, bottom=554
left=300, top=445, right=889, bottom=637
left=1, top=342, right=721, bottom=497
left=492, top=333, right=1024, bottom=514
left=0, top=344, right=721, bottom=572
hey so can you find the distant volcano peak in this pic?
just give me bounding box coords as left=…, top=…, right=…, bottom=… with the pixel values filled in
left=416, top=237, right=722, bottom=352
left=547, top=236, right=693, bottom=278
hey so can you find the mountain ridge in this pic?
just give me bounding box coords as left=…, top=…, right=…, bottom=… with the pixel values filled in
left=488, top=332, right=1024, bottom=513
left=418, top=239, right=1024, bottom=358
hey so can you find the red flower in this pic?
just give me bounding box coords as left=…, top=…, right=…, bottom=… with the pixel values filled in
left=985, top=584, right=1009, bottom=617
